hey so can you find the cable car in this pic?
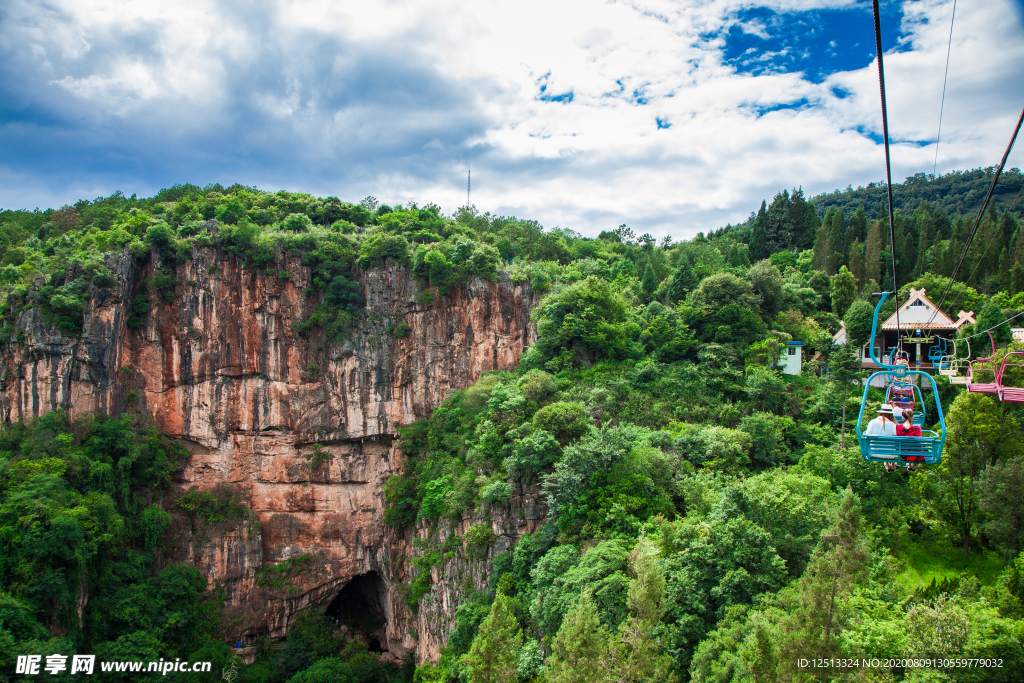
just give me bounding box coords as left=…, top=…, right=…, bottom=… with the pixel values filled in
left=928, top=336, right=948, bottom=367
left=997, top=350, right=1024, bottom=402
left=857, top=292, right=946, bottom=466
left=885, top=382, right=926, bottom=427
left=938, top=336, right=969, bottom=383
left=966, top=332, right=997, bottom=394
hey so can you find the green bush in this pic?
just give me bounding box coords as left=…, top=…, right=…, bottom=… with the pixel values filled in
left=286, top=657, right=353, bottom=683
left=383, top=473, right=419, bottom=527
left=464, top=523, right=497, bottom=558
left=177, top=484, right=248, bottom=523
left=744, top=366, right=788, bottom=414
left=533, top=402, right=589, bottom=444
left=393, top=320, right=411, bottom=338
left=91, top=268, right=115, bottom=288
left=283, top=212, right=313, bottom=233
left=356, top=233, right=411, bottom=269
left=481, top=480, right=513, bottom=504
left=532, top=276, right=641, bottom=367
left=738, top=412, right=794, bottom=468
left=215, top=200, right=245, bottom=225
left=505, top=429, right=561, bottom=482
left=37, top=277, right=88, bottom=335
left=256, top=554, right=315, bottom=590
left=545, top=426, right=675, bottom=539
left=302, top=444, right=331, bottom=470
left=127, top=293, right=150, bottom=328
left=519, top=370, right=558, bottom=402
left=151, top=268, right=176, bottom=302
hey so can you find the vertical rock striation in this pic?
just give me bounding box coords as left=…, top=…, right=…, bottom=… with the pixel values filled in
left=0, top=246, right=542, bottom=661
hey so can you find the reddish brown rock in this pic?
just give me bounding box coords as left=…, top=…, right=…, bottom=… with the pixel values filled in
left=0, top=246, right=542, bottom=662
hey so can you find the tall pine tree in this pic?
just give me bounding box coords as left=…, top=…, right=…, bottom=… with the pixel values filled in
left=465, top=594, right=523, bottom=683
left=605, top=539, right=674, bottom=683
left=847, top=205, right=867, bottom=243
left=811, top=209, right=832, bottom=273
left=826, top=209, right=847, bottom=275
left=830, top=266, right=857, bottom=319
left=1012, top=265, right=1024, bottom=295
left=641, top=263, right=657, bottom=299
left=749, top=200, right=770, bottom=262
left=751, top=191, right=795, bottom=260
left=914, top=213, right=930, bottom=277
left=848, top=239, right=865, bottom=287
left=864, top=223, right=883, bottom=286
left=789, top=187, right=820, bottom=251
left=545, top=592, right=609, bottom=683
left=780, top=489, right=869, bottom=681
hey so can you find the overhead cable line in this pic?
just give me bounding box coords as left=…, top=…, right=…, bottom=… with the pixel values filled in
left=872, top=0, right=902, bottom=348
left=933, top=0, right=957, bottom=178
left=939, top=183, right=1024, bottom=318
left=925, top=104, right=1024, bottom=325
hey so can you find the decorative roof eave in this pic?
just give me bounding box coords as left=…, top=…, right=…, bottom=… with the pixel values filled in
left=954, top=310, right=976, bottom=329
left=880, top=321, right=959, bottom=330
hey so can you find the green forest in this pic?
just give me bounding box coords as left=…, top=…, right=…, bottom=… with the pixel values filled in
left=1, top=167, right=1024, bottom=682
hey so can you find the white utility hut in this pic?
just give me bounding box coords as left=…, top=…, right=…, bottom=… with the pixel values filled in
left=778, top=341, right=804, bottom=375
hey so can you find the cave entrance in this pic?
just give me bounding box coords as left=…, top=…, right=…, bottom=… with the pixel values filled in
left=325, top=572, right=387, bottom=652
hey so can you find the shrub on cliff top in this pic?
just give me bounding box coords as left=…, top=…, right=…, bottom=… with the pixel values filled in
left=283, top=212, right=314, bottom=233
left=356, top=232, right=412, bottom=269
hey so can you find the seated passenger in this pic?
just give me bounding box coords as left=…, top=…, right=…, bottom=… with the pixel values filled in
left=865, top=404, right=898, bottom=472
left=865, top=404, right=897, bottom=436
left=897, top=408, right=924, bottom=472
left=896, top=408, right=921, bottom=437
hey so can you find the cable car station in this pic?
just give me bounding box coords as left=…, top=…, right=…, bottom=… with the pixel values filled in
left=854, top=288, right=975, bottom=371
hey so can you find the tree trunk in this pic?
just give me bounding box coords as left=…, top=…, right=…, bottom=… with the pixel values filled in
left=824, top=576, right=838, bottom=650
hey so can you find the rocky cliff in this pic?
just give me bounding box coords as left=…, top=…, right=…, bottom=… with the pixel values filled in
left=0, top=246, right=543, bottom=663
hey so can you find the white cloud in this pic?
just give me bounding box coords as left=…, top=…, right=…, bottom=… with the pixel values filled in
left=0, top=0, right=1021, bottom=238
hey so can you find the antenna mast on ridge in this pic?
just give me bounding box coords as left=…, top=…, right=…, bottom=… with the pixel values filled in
left=467, top=166, right=471, bottom=207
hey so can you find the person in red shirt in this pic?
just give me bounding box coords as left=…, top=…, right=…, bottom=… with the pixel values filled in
left=896, top=408, right=924, bottom=472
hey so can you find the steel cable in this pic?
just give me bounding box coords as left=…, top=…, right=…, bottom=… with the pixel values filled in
left=872, top=0, right=902, bottom=350
left=939, top=183, right=1024, bottom=320
left=933, top=0, right=957, bottom=178
left=926, top=105, right=1024, bottom=326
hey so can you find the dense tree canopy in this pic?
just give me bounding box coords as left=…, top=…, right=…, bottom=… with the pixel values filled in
left=2, top=170, right=1024, bottom=683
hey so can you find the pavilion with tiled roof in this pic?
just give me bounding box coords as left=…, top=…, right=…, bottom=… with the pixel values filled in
left=836, top=288, right=976, bottom=370
left=875, top=288, right=974, bottom=369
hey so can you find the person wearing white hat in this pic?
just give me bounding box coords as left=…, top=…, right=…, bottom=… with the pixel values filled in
left=865, top=403, right=899, bottom=472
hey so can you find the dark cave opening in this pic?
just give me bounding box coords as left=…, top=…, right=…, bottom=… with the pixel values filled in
left=325, top=572, right=387, bottom=652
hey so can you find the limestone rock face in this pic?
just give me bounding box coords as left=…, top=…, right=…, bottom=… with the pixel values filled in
left=0, top=247, right=541, bottom=662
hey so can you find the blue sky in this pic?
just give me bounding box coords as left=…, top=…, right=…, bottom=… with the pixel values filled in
left=1, top=0, right=1022, bottom=238
left=717, top=4, right=906, bottom=81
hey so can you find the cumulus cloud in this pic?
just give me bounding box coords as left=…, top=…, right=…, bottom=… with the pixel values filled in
left=0, top=0, right=1021, bottom=237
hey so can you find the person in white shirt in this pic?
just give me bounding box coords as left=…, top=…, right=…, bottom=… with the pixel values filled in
left=865, top=404, right=899, bottom=472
